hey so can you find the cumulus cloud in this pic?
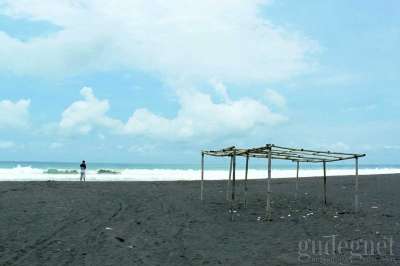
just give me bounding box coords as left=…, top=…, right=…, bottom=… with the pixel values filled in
left=0, top=99, right=30, bottom=129
left=58, top=86, right=286, bottom=140
left=59, top=87, right=122, bottom=134
left=123, top=86, right=287, bottom=140
left=265, top=89, right=286, bottom=109
left=0, top=0, right=318, bottom=83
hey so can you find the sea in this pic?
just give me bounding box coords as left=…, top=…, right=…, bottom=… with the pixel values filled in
left=0, top=161, right=399, bottom=181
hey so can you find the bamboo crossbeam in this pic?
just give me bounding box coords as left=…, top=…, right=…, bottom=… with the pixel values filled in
left=238, top=144, right=364, bottom=157
left=272, top=144, right=365, bottom=157
left=270, top=150, right=344, bottom=159
left=248, top=153, right=340, bottom=163
left=252, top=152, right=340, bottom=160
left=204, top=144, right=366, bottom=157
left=204, top=149, right=364, bottom=163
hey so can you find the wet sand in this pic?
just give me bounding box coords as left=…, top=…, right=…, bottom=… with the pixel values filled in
left=0, top=174, right=399, bottom=265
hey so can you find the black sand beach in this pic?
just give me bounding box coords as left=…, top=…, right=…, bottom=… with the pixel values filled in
left=1, top=174, right=400, bottom=265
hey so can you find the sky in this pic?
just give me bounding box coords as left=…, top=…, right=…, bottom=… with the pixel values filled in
left=0, top=0, right=399, bottom=164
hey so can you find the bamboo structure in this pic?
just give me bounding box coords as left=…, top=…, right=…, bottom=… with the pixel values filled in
left=201, top=144, right=366, bottom=220
left=200, top=152, right=204, bottom=200
left=230, top=151, right=236, bottom=221
left=295, top=161, right=300, bottom=199
left=266, top=145, right=272, bottom=220
left=226, top=156, right=233, bottom=201
left=355, top=157, right=359, bottom=212
left=244, top=154, right=249, bottom=208
left=323, top=161, right=327, bottom=205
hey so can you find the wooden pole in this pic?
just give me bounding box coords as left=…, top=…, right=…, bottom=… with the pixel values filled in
left=201, top=152, right=204, bottom=201
left=323, top=161, right=327, bottom=205
left=230, top=152, right=236, bottom=221
left=355, top=157, right=359, bottom=213
left=295, top=161, right=300, bottom=199
left=226, top=156, right=233, bottom=201
left=266, top=146, right=272, bottom=220
left=244, top=154, right=249, bottom=208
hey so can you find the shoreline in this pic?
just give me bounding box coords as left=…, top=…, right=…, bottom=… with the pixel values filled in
left=0, top=170, right=399, bottom=182
left=0, top=172, right=398, bottom=182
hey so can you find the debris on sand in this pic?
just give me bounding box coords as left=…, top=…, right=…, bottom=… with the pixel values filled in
left=115, top=237, right=125, bottom=242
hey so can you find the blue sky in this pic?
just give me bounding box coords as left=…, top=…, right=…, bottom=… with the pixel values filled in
left=0, top=0, right=399, bottom=164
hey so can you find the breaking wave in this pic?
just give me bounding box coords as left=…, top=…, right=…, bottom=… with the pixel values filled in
left=0, top=165, right=399, bottom=181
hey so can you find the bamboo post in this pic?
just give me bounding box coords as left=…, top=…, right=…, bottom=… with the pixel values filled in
left=295, top=161, right=300, bottom=199
left=244, top=154, right=249, bottom=208
left=230, top=151, right=236, bottom=221
left=201, top=152, right=204, bottom=201
left=226, top=156, right=233, bottom=201
left=266, top=146, right=272, bottom=221
left=355, top=157, right=359, bottom=213
left=323, top=161, right=327, bottom=205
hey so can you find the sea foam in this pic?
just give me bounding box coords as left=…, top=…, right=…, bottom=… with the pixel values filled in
left=0, top=165, right=399, bottom=181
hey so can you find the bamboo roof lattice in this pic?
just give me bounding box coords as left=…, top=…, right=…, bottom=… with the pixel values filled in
left=202, top=144, right=366, bottom=163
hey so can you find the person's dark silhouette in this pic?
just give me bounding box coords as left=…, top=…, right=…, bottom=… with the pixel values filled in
left=80, top=160, right=87, bottom=181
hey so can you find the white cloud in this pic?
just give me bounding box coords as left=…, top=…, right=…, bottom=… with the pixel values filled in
left=0, top=0, right=318, bottom=83
left=322, top=142, right=350, bottom=152
left=59, top=87, right=122, bottom=134
left=128, top=144, right=156, bottom=153
left=307, top=73, right=359, bottom=87
left=58, top=86, right=286, bottom=140
left=342, top=104, right=377, bottom=113
left=0, top=99, right=30, bottom=129
left=211, top=79, right=231, bottom=102
left=123, top=86, right=287, bottom=140
left=0, top=140, right=15, bottom=149
left=265, top=89, right=286, bottom=109
left=384, top=145, right=400, bottom=150
left=49, top=142, right=63, bottom=149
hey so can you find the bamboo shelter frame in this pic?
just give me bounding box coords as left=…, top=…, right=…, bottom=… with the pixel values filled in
left=200, top=144, right=366, bottom=220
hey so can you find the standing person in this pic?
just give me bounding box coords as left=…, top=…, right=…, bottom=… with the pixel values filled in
left=80, top=160, right=87, bottom=182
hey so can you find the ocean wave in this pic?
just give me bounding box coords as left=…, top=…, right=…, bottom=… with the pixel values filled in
left=44, top=169, right=78, bottom=174
left=0, top=166, right=399, bottom=181
left=97, top=169, right=121, bottom=175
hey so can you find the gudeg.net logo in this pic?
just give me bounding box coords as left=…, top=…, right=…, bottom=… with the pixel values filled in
left=298, top=235, right=395, bottom=264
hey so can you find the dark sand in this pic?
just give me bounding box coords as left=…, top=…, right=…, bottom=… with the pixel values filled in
left=1, top=174, right=400, bottom=265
